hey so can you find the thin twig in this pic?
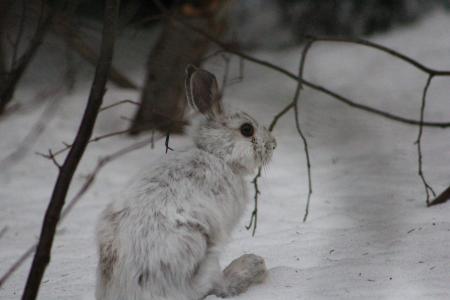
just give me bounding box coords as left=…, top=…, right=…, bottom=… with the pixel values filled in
left=246, top=40, right=315, bottom=233
left=36, top=128, right=131, bottom=159
left=416, top=74, right=436, bottom=205
left=99, top=99, right=139, bottom=112
left=246, top=168, right=261, bottom=237
left=268, top=102, right=295, bottom=132
left=293, top=40, right=314, bottom=222
left=47, top=149, right=61, bottom=169
left=165, top=131, right=173, bottom=153
left=38, top=108, right=194, bottom=160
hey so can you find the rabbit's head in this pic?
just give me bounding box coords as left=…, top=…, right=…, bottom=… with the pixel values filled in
left=185, top=65, right=276, bottom=175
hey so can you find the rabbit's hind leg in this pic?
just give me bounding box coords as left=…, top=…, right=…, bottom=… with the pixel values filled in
left=221, top=254, right=267, bottom=297
left=190, top=250, right=227, bottom=299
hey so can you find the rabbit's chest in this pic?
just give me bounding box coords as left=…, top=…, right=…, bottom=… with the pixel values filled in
left=201, top=171, right=248, bottom=231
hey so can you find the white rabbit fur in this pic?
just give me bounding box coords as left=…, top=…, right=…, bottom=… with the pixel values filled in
left=95, top=66, right=276, bottom=300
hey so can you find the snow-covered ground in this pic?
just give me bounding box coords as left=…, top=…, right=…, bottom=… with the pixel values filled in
left=1, top=11, right=450, bottom=300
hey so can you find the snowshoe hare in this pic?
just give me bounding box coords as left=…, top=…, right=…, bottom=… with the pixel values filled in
left=95, top=65, right=276, bottom=300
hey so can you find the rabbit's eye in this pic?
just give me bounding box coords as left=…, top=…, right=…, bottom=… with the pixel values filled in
left=240, top=123, right=254, bottom=137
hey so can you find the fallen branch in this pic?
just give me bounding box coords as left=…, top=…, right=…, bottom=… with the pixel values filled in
left=21, top=1, right=120, bottom=298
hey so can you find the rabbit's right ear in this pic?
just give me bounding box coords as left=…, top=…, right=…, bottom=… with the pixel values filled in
left=185, top=65, right=223, bottom=118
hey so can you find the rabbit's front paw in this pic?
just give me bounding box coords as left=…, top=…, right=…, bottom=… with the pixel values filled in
left=221, top=254, right=267, bottom=296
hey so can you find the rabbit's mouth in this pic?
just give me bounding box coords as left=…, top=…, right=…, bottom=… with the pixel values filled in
left=256, top=146, right=274, bottom=168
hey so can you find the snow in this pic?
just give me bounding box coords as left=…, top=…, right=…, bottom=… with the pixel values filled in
left=1, top=10, right=450, bottom=300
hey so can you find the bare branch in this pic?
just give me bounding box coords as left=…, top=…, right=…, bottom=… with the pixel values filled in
left=39, top=108, right=192, bottom=160
left=99, top=99, right=139, bottom=112
left=416, top=75, right=436, bottom=205
left=268, top=102, right=294, bottom=132
left=47, top=149, right=61, bottom=169
left=305, top=35, right=450, bottom=76
left=165, top=131, right=173, bottom=153
left=247, top=39, right=314, bottom=233
left=245, top=168, right=261, bottom=237
left=293, top=40, right=314, bottom=222
left=21, top=1, right=120, bottom=298
left=37, top=127, right=148, bottom=160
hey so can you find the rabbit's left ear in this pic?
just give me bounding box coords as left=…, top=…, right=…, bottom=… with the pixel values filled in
left=185, top=65, right=223, bottom=118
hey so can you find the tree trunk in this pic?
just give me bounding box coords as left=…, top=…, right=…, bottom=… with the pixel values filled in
left=130, top=0, right=228, bottom=135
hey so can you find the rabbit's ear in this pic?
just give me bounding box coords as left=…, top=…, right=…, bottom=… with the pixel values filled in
left=185, top=65, right=223, bottom=118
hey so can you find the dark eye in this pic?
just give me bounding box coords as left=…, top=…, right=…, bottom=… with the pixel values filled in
left=240, top=123, right=254, bottom=137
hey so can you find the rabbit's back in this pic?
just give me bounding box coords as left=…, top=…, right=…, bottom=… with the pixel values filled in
left=96, top=148, right=248, bottom=300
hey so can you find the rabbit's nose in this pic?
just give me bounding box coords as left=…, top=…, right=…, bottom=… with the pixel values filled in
left=267, top=138, right=277, bottom=150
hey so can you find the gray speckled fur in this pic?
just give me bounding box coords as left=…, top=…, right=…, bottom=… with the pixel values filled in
left=95, top=69, right=276, bottom=300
